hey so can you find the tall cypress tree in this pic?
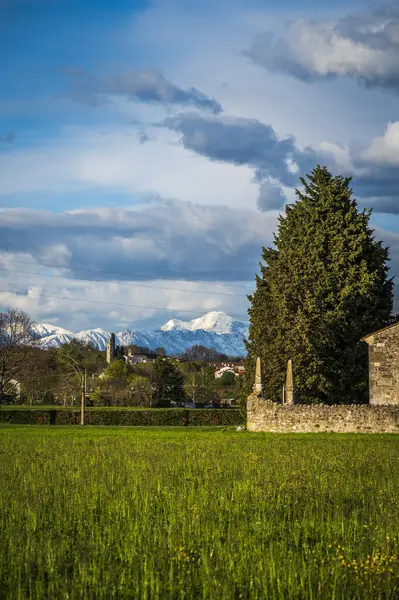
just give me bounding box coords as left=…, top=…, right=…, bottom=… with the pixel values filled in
left=245, top=166, right=394, bottom=404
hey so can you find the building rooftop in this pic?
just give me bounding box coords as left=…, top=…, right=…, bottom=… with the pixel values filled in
left=362, top=321, right=399, bottom=343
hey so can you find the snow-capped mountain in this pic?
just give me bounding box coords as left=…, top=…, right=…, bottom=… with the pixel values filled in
left=74, top=328, right=111, bottom=351
left=161, top=311, right=247, bottom=335
left=33, top=324, right=74, bottom=349
left=34, top=311, right=248, bottom=356
left=39, top=332, right=74, bottom=349
left=33, top=323, right=73, bottom=338
left=116, top=328, right=247, bottom=356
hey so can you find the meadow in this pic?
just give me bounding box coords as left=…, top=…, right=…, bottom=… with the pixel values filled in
left=1, top=427, right=399, bottom=599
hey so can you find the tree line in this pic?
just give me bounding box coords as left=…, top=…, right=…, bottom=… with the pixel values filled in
left=0, top=312, right=242, bottom=407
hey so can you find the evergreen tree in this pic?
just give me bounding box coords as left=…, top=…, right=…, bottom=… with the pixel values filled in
left=152, top=358, right=185, bottom=407
left=102, top=359, right=132, bottom=382
left=246, top=166, right=393, bottom=404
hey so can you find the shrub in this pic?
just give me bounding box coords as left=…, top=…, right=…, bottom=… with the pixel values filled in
left=0, top=407, right=243, bottom=427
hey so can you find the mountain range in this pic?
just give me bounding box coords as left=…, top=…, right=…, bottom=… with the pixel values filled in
left=33, top=311, right=249, bottom=357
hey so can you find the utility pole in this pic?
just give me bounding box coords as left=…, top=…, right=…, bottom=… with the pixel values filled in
left=58, top=348, right=89, bottom=426
left=80, top=368, right=87, bottom=426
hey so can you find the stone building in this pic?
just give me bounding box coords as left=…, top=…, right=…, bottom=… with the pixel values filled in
left=363, top=323, right=399, bottom=406
left=247, top=355, right=399, bottom=433
left=106, top=333, right=116, bottom=364
left=124, top=349, right=155, bottom=365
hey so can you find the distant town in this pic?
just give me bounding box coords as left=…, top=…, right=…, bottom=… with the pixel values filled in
left=0, top=308, right=246, bottom=409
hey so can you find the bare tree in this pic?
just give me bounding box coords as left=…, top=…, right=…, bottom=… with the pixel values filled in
left=56, top=340, right=91, bottom=423
left=0, top=308, right=37, bottom=402
left=53, top=378, right=81, bottom=407
left=18, top=348, right=57, bottom=405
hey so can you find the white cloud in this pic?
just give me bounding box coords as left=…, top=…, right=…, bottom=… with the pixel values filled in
left=285, top=158, right=299, bottom=174
left=0, top=126, right=258, bottom=209
left=244, top=5, right=399, bottom=93
left=318, top=141, right=357, bottom=173
left=283, top=20, right=394, bottom=79
left=0, top=201, right=278, bottom=328
left=363, top=121, right=399, bottom=165
left=0, top=258, right=251, bottom=332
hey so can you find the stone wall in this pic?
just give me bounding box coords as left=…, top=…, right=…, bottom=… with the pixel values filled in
left=364, top=323, right=399, bottom=405
left=247, top=394, right=399, bottom=433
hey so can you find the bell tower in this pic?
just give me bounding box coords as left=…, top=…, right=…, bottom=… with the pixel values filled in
left=106, top=333, right=116, bottom=364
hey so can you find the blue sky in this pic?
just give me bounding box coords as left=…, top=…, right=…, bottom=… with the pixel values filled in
left=1, top=0, right=399, bottom=332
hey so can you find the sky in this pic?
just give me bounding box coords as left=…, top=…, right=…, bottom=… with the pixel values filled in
left=1, top=0, right=399, bottom=332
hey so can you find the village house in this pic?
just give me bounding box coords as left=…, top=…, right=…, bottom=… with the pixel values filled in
left=214, top=366, right=237, bottom=379
left=124, top=349, right=155, bottom=365
left=213, top=362, right=245, bottom=379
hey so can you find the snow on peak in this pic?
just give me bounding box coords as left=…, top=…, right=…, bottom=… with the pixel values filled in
left=39, top=333, right=73, bottom=348
left=161, top=311, right=247, bottom=335
left=190, top=312, right=236, bottom=334
left=161, top=318, right=190, bottom=332
left=75, top=328, right=110, bottom=336
left=74, top=328, right=112, bottom=351
left=34, top=325, right=113, bottom=351
left=33, top=323, right=73, bottom=338
left=33, top=312, right=249, bottom=355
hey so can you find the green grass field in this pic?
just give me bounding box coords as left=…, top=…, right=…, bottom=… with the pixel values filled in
left=1, top=427, right=399, bottom=599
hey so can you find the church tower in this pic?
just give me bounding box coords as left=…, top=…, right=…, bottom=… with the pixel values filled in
left=106, top=333, right=116, bottom=364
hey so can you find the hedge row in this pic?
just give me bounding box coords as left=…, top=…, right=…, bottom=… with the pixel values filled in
left=0, top=408, right=244, bottom=427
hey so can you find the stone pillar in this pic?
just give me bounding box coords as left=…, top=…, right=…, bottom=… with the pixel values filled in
left=253, top=357, right=263, bottom=395
left=247, top=357, right=264, bottom=432
left=285, top=359, right=294, bottom=405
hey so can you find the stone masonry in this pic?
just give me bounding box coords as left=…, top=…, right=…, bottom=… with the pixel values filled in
left=363, top=322, right=399, bottom=405
left=106, top=333, right=116, bottom=364
left=246, top=348, right=399, bottom=433
left=247, top=396, right=399, bottom=433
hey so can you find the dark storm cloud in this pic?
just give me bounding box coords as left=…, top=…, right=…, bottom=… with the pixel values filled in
left=64, top=68, right=223, bottom=114
left=257, top=181, right=287, bottom=211
left=162, top=112, right=314, bottom=187
left=0, top=201, right=272, bottom=283
left=161, top=111, right=399, bottom=216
